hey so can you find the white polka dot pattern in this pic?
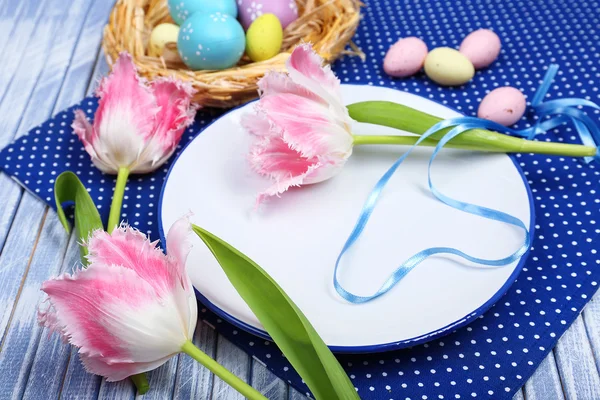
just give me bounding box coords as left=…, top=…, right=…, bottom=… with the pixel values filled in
left=1, top=0, right=599, bottom=398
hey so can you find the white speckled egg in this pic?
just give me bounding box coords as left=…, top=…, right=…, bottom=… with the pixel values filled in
left=168, top=0, right=238, bottom=25
left=424, top=47, right=475, bottom=86
left=148, top=23, right=180, bottom=57
left=178, top=12, right=245, bottom=70
left=238, top=0, right=298, bottom=30
left=383, top=37, right=428, bottom=78
left=478, top=87, right=527, bottom=126
left=459, top=29, right=501, bottom=70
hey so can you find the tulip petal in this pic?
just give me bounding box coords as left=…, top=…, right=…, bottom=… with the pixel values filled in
left=85, top=226, right=179, bottom=297
left=93, top=52, right=158, bottom=170
left=241, top=112, right=275, bottom=138
left=258, top=71, right=325, bottom=104
left=72, top=109, right=96, bottom=147
left=259, top=93, right=353, bottom=159
left=166, top=213, right=193, bottom=282
left=257, top=163, right=323, bottom=203
left=40, top=264, right=187, bottom=362
left=144, top=78, right=197, bottom=156
left=250, top=135, right=316, bottom=181
left=80, top=353, right=174, bottom=382
left=286, top=44, right=346, bottom=112
left=72, top=110, right=115, bottom=173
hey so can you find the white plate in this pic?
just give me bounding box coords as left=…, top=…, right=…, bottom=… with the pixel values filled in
left=159, top=85, right=534, bottom=353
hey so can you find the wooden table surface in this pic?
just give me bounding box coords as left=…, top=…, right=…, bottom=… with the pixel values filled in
left=0, top=1, right=599, bottom=399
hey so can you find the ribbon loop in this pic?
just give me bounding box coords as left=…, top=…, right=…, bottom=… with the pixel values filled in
left=334, top=64, right=600, bottom=304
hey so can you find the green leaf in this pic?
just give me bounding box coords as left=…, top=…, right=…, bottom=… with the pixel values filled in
left=192, top=225, right=360, bottom=400
left=54, top=171, right=103, bottom=263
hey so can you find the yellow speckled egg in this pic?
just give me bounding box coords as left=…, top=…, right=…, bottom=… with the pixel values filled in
left=245, top=14, right=283, bottom=62
left=424, top=47, right=475, bottom=86
left=149, top=23, right=180, bottom=57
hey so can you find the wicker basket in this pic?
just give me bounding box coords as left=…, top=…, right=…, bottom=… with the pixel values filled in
left=103, top=0, right=362, bottom=108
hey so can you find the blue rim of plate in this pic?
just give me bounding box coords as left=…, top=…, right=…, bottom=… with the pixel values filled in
left=158, top=84, right=536, bottom=354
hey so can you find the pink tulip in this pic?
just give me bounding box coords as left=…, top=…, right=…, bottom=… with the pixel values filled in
left=38, top=216, right=197, bottom=381
left=243, top=44, right=354, bottom=203
left=72, top=52, right=198, bottom=174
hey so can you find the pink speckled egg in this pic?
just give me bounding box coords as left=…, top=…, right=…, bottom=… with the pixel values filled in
left=383, top=37, right=428, bottom=78
left=238, top=0, right=298, bottom=30
left=459, top=29, right=501, bottom=69
left=478, top=87, right=526, bottom=126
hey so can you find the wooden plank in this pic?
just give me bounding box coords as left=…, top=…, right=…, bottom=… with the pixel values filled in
left=0, top=0, right=57, bottom=149
left=524, top=352, right=565, bottom=400
left=0, top=0, right=47, bottom=101
left=0, top=209, right=68, bottom=399
left=0, top=0, right=27, bottom=53
left=0, top=196, right=47, bottom=341
left=512, top=389, right=524, bottom=400
left=211, top=335, right=251, bottom=400
left=582, top=287, right=600, bottom=373
left=0, top=0, right=50, bottom=251
left=288, top=387, right=309, bottom=400
left=60, top=345, right=102, bottom=400
left=554, top=315, right=600, bottom=400
left=173, top=319, right=217, bottom=399
left=250, top=358, right=288, bottom=399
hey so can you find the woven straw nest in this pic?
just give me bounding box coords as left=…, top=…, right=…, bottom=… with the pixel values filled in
left=103, top=0, right=363, bottom=108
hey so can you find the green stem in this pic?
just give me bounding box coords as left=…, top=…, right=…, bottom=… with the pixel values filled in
left=130, top=373, right=150, bottom=395
left=354, top=135, right=507, bottom=152
left=348, top=101, right=597, bottom=158
left=107, top=167, right=129, bottom=232
left=181, top=341, right=267, bottom=400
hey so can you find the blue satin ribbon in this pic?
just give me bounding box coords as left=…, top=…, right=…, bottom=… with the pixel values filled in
left=334, top=65, right=600, bottom=304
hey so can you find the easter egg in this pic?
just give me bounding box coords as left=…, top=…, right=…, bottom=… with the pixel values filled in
left=245, top=14, right=283, bottom=62
left=178, top=12, right=245, bottom=70
left=238, top=0, right=298, bottom=30
left=148, top=23, right=180, bottom=57
left=477, top=87, right=526, bottom=126
left=459, top=29, right=501, bottom=70
left=168, top=0, right=238, bottom=25
left=383, top=37, right=428, bottom=78
left=424, top=47, right=475, bottom=86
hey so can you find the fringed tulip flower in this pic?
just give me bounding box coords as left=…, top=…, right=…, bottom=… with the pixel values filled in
left=39, top=216, right=197, bottom=381
left=72, top=52, right=197, bottom=175
left=243, top=44, right=354, bottom=203
left=38, top=215, right=267, bottom=399
left=243, top=47, right=599, bottom=206
left=72, top=52, right=198, bottom=231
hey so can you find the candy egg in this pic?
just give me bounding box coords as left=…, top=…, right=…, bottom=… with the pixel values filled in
left=383, top=37, right=428, bottom=78
left=245, top=14, right=283, bottom=62
left=178, top=12, right=245, bottom=70
left=459, top=29, right=501, bottom=69
left=238, top=0, right=298, bottom=30
left=424, top=47, right=475, bottom=86
left=168, top=0, right=238, bottom=25
left=148, top=23, right=180, bottom=57
left=478, top=87, right=526, bottom=126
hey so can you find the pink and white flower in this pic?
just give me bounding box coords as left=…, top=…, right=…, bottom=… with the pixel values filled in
left=72, top=52, right=198, bottom=174
left=243, top=44, right=354, bottom=203
left=38, top=216, right=197, bottom=382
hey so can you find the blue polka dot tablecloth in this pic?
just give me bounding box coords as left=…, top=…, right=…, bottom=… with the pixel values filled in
left=1, top=0, right=600, bottom=399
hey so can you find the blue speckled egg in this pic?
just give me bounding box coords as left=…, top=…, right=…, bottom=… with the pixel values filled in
left=177, top=12, right=245, bottom=70
left=168, top=0, right=238, bottom=25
